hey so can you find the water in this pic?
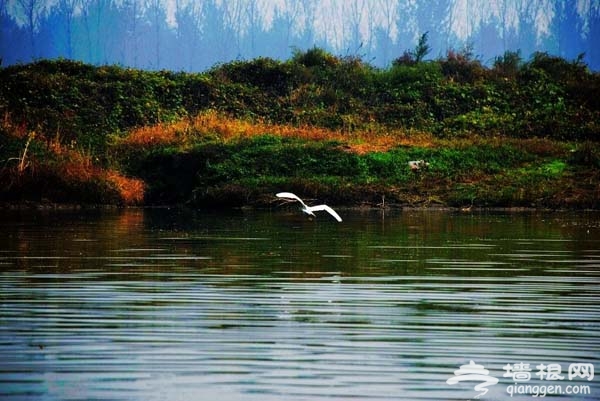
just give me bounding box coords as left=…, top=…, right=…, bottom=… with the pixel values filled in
left=1, top=208, right=599, bottom=401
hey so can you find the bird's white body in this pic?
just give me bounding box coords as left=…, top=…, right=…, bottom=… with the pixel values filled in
left=276, top=192, right=342, bottom=222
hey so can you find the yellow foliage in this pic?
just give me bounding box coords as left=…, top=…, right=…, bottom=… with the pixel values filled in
left=122, top=109, right=437, bottom=153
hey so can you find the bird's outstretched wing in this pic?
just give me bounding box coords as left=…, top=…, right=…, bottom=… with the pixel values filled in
left=307, top=205, right=343, bottom=222
left=276, top=192, right=307, bottom=207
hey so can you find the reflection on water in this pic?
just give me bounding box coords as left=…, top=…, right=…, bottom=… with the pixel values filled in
left=1, top=208, right=599, bottom=400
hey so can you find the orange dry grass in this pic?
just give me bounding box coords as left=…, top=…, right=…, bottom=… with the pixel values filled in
left=1, top=112, right=30, bottom=139
left=105, top=171, right=145, bottom=205
left=54, top=154, right=145, bottom=205
left=52, top=150, right=145, bottom=205
left=123, top=122, right=186, bottom=146
left=1, top=116, right=145, bottom=205
left=122, top=110, right=437, bottom=153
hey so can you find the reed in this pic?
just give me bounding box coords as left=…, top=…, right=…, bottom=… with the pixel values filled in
left=1, top=118, right=144, bottom=205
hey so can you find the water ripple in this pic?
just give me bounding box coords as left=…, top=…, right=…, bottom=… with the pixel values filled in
left=1, top=210, right=599, bottom=401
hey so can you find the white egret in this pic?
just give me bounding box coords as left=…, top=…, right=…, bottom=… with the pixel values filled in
left=276, top=192, right=342, bottom=222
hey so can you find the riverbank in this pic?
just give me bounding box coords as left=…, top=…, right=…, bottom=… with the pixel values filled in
left=1, top=199, right=598, bottom=214
left=2, top=110, right=598, bottom=209
left=1, top=55, right=599, bottom=209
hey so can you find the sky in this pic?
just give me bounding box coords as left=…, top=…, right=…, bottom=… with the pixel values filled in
left=1, top=0, right=599, bottom=71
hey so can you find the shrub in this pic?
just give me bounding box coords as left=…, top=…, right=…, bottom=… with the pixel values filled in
left=208, top=57, right=293, bottom=96
left=524, top=52, right=588, bottom=83
left=440, top=47, right=487, bottom=83
left=493, top=50, right=523, bottom=78
left=291, top=47, right=340, bottom=68
left=569, top=141, right=600, bottom=168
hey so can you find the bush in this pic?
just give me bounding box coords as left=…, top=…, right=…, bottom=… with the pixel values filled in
left=569, top=141, right=600, bottom=168
left=208, top=57, right=293, bottom=96
left=440, top=48, right=487, bottom=83
left=291, top=47, right=340, bottom=68
left=493, top=50, right=523, bottom=78
left=524, top=52, right=588, bottom=83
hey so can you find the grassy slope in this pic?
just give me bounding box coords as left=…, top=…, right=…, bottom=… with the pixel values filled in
left=0, top=52, right=599, bottom=208
left=113, top=112, right=599, bottom=209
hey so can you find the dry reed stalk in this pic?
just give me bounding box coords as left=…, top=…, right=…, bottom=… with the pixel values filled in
left=18, top=133, right=35, bottom=174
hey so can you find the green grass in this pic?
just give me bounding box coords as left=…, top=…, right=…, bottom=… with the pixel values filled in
left=109, top=132, right=596, bottom=208
left=1, top=53, right=599, bottom=208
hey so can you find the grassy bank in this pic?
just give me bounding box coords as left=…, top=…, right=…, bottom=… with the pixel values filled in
left=1, top=51, right=599, bottom=209
left=0, top=116, right=144, bottom=205
left=112, top=111, right=599, bottom=209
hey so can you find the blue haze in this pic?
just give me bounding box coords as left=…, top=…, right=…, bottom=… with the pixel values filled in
left=1, top=0, right=598, bottom=71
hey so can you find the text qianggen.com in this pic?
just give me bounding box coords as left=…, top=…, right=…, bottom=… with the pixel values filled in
left=507, top=383, right=591, bottom=397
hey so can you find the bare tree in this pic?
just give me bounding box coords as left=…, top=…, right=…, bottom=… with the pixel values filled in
left=299, top=0, right=315, bottom=45
left=245, top=0, right=268, bottom=58
left=145, top=0, right=164, bottom=68
left=174, top=0, right=205, bottom=70
left=80, top=0, right=113, bottom=64
left=578, top=0, right=600, bottom=69
left=515, top=0, right=554, bottom=53
left=15, top=0, right=44, bottom=55
left=119, top=0, right=142, bottom=67
left=347, top=0, right=367, bottom=55
left=218, top=0, right=246, bottom=59
left=57, top=0, right=80, bottom=58
left=319, top=0, right=345, bottom=51
left=553, top=0, right=578, bottom=57
left=373, top=0, right=399, bottom=65
left=276, top=0, right=303, bottom=52
left=0, top=0, right=7, bottom=59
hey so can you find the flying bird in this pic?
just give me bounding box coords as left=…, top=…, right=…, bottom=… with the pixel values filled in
left=276, top=192, right=342, bottom=222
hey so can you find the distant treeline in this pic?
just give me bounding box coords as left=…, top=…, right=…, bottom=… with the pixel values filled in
left=2, top=0, right=599, bottom=72
left=0, top=48, right=598, bottom=155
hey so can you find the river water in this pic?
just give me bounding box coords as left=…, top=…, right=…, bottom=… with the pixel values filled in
left=1, top=208, right=599, bottom=400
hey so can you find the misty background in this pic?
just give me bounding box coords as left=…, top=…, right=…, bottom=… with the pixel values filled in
left=1, top=0, right=599, bottom=72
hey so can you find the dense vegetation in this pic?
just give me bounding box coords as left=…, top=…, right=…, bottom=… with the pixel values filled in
left=1, top=48, right=599, bottom=209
